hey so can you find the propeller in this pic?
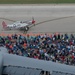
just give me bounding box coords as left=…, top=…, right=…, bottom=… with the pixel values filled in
left=32, top=17, right=35, bottom=26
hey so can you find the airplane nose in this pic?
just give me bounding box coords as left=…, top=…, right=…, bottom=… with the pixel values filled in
left=32, top=20, right=35, bottom=24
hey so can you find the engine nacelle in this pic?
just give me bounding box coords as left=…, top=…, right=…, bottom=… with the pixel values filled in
left=0, top=53, right=3, bottom=75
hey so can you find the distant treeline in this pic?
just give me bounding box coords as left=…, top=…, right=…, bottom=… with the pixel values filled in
left=0, top=0, right=75, bottom=4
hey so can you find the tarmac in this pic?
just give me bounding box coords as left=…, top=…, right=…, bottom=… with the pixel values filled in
left=0, top=5, right=75, bottom=35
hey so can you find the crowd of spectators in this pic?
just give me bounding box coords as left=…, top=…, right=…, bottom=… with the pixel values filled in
left=0, top=33, right=75, bottom=66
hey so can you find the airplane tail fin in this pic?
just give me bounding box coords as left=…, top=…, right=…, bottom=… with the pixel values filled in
left=2, top=21, right=7, bottom=29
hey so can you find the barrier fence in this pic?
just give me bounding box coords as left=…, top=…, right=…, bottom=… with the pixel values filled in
left=0, top=32, right=75, bottom=37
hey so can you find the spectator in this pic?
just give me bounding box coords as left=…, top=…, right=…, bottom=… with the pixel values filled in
left=0, top=33, right=75, bottom=66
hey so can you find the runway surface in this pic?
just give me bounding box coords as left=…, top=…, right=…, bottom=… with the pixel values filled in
left=0, top=5, right=75, bottom=34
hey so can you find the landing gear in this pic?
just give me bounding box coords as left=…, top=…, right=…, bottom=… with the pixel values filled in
left=24, top=26, right=29, bottom=33
left=25, top=26, right=29, bottom=31
left=20, top=26, right=29, bottom=33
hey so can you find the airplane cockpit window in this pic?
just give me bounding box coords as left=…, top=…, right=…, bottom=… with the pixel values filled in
left=22, top=21, right=28, bottom=23
left=20, top=21, right=23, bottom=23
left=20, top=21, right=26, bottom=23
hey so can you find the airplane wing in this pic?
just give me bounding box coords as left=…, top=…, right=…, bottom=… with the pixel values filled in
left=15, top=23, right=31, bottom=31
left=2, top=66, right=41, bottom=75
left=0, top=52, right=75, bottom=75
left=18, top=18, right=35, bottom=31
left=0, top=52, right=42, bottom=75
left=16, top=23, right=30, bottom=31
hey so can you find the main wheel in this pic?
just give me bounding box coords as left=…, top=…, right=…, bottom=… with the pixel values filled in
left=25, top=26, right=29, bottom=31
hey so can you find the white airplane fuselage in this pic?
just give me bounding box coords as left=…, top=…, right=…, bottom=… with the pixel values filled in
left=2, top=18, right=35, bottom=31
left=6, top=21, right=29, bottom=30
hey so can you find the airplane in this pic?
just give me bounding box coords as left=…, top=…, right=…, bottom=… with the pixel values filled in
left=0, top=47, right=75, bottom=75
left=2, top=18, right=35, bottom=31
